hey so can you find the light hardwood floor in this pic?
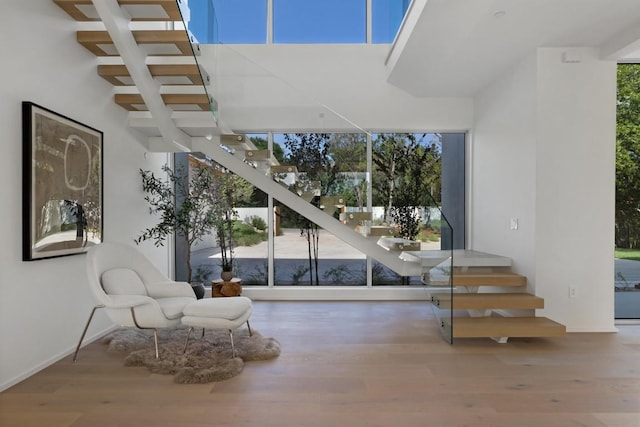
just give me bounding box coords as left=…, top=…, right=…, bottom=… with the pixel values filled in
left=1, top=301, right=639, bottom=427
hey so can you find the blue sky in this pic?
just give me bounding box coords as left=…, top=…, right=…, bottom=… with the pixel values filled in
left=187, top=0, right=407, bottom=44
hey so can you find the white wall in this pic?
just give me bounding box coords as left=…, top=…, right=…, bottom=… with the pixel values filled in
left=0, top=2, right=171, bottom=391
left=472, top=48, right=617, bottom=332
left=534, top=48, right=616, bottom=332
left=205, top=44, right=474, bottom=132
left=472, top=53, right=538, bottom=287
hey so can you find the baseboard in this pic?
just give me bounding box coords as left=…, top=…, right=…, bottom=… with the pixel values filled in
left=242, top=286, right=433, bottom=301
left=0, top=325, right=117, bottom=392
left=565, top=326, right=619, bottom=333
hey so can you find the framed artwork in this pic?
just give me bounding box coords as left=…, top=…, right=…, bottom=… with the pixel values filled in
left=22, top=102, right=103, bottom=261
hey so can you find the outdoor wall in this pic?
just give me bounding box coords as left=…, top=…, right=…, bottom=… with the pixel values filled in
left=0, top=2, right=171, bottom=391
left=472, top=48, right=617, bottom=332
left=204, top=44, right=474, bottom=132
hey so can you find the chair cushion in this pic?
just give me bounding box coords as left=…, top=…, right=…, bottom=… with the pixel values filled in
left=101, top=268, right=147, bottom=296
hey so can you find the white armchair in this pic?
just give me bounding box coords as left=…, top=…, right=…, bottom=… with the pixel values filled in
left=73, top=242, right=196, bottom=361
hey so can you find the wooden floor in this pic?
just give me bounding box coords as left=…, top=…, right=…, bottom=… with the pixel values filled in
left=1, top=301, right=640, bottom=427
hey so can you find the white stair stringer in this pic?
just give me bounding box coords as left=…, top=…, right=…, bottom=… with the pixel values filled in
left=92, top=0, right=192, bottom=150
left=149, top=137, right=421, bottom=277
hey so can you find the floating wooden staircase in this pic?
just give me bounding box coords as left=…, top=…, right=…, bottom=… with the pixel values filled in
left=54, top=0, right=217, bottom=139
left=430, top=270, right=566, bottom=342
left=53, top=2, right=566, bottom=345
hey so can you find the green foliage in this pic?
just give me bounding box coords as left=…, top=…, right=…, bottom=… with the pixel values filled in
left=417, top=226, right=441, bottom=242
left=250, top=215, right=267, bottom=231
left=615, top=248, right=640, bottom=261
left=136, top=163, right=219, bottom=282
left=232, top=220, right=268, bottom=246
left=251, top=136, right=285, bottom=163
left=372, top=133, right=442, bottom=238
left=617, top=64, right=640, bottom=248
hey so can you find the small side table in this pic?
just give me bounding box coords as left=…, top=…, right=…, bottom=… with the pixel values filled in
left=211, top=277, right=242, bottom=297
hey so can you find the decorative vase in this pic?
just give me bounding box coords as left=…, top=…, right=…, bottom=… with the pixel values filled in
left=191, top=282, right=206, bottom=299
left=220, top=270, right=233, bottom=281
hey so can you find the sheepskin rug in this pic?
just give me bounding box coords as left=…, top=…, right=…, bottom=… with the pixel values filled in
left=102, top=326, right=280, bottom=384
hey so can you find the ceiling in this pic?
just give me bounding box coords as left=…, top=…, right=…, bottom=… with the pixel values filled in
left=386, top=0, right=640, bottom=97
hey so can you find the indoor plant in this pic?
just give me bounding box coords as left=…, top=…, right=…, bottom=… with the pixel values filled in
left=214, top=171, right=236, bottom=281
left=136, top=161, right=219, bottom=298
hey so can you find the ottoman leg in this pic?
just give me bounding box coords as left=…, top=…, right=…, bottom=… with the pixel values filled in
left=247, top=320, right=253, bottom=337
left=229, top=330, right=236, bottom=358
left=183, top=327, right=194, bottom=353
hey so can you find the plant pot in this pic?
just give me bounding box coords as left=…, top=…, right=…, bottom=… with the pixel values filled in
left=220, top=270, right=234, bottom=281
left=190, top=282, right=206, bottom=299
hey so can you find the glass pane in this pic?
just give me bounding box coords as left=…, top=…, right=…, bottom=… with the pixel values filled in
left=231, top=134, right=270, bottom=285
left=371, top=132, right=443, bottom=285
left=615, top=63, right=640, bottom=319
left=190, top=0, right=267, bottom=44
left=187, top=149, right=270, bottom=287
left=273, top=198, right=367, bottom=286
left=372, top=0, right=410, bottom=43
left=273, top=0, right=366, bottom=43
left=615, top=252, right=640, bottom=318
left=272, top=132, right=368, bottom=285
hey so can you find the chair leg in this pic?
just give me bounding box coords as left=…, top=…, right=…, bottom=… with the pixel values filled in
left=229, top=330, right=236, bottom=358
left=183, top=327, right=194, bottom=353
left=153, top=329, right=159, bottom=359
left=130, top=307, right=160, bottom=359
left=73, top=305, right=105, bottom=363
left=246, top=320, right=253, bottom=337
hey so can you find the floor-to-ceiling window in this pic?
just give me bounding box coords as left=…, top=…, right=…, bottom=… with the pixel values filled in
left=615, top=63, right=640, bottom=319
left=182, top=131, right=465, bottom=290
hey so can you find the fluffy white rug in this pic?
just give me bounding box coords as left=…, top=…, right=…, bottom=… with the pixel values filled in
left=102, top=326, right=280, bottom=384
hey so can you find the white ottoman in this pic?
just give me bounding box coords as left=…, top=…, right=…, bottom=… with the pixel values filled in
left=181, top=296, right=253, bottom=357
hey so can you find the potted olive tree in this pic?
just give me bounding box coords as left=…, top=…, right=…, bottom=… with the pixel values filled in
left=136, top=162, right=218, bottom=298
left=213, top=169, right=237, bottom=281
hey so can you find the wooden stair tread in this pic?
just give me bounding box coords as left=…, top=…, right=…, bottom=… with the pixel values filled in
left=444, top=317, right=566, bottom=338
left=339, top=212, right=373, bottom=222
left=115, top=93, right=212, bottom=111
left=244, top=150, right=271, bottom=161
left=378, top=237, right=421, bottom=252
left=431, top=292, right=544, bottom=309
left=452, top=272, right=527, bottom=287
left=271, top=165, right=298, bottom=174
left=364, top=225, right=397, bottom=237
left=54, top=0, right=184, bottom=21
left=319, top=196, right=345, bottom=207
left=98, top=64, right=208, bottom=86
left=220, top=134, right=247, bottom=145
left=77, top=30, right=193, bottom=56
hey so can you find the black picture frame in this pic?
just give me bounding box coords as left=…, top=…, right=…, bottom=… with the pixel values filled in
left=22, top=102, right=103, bottom=261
